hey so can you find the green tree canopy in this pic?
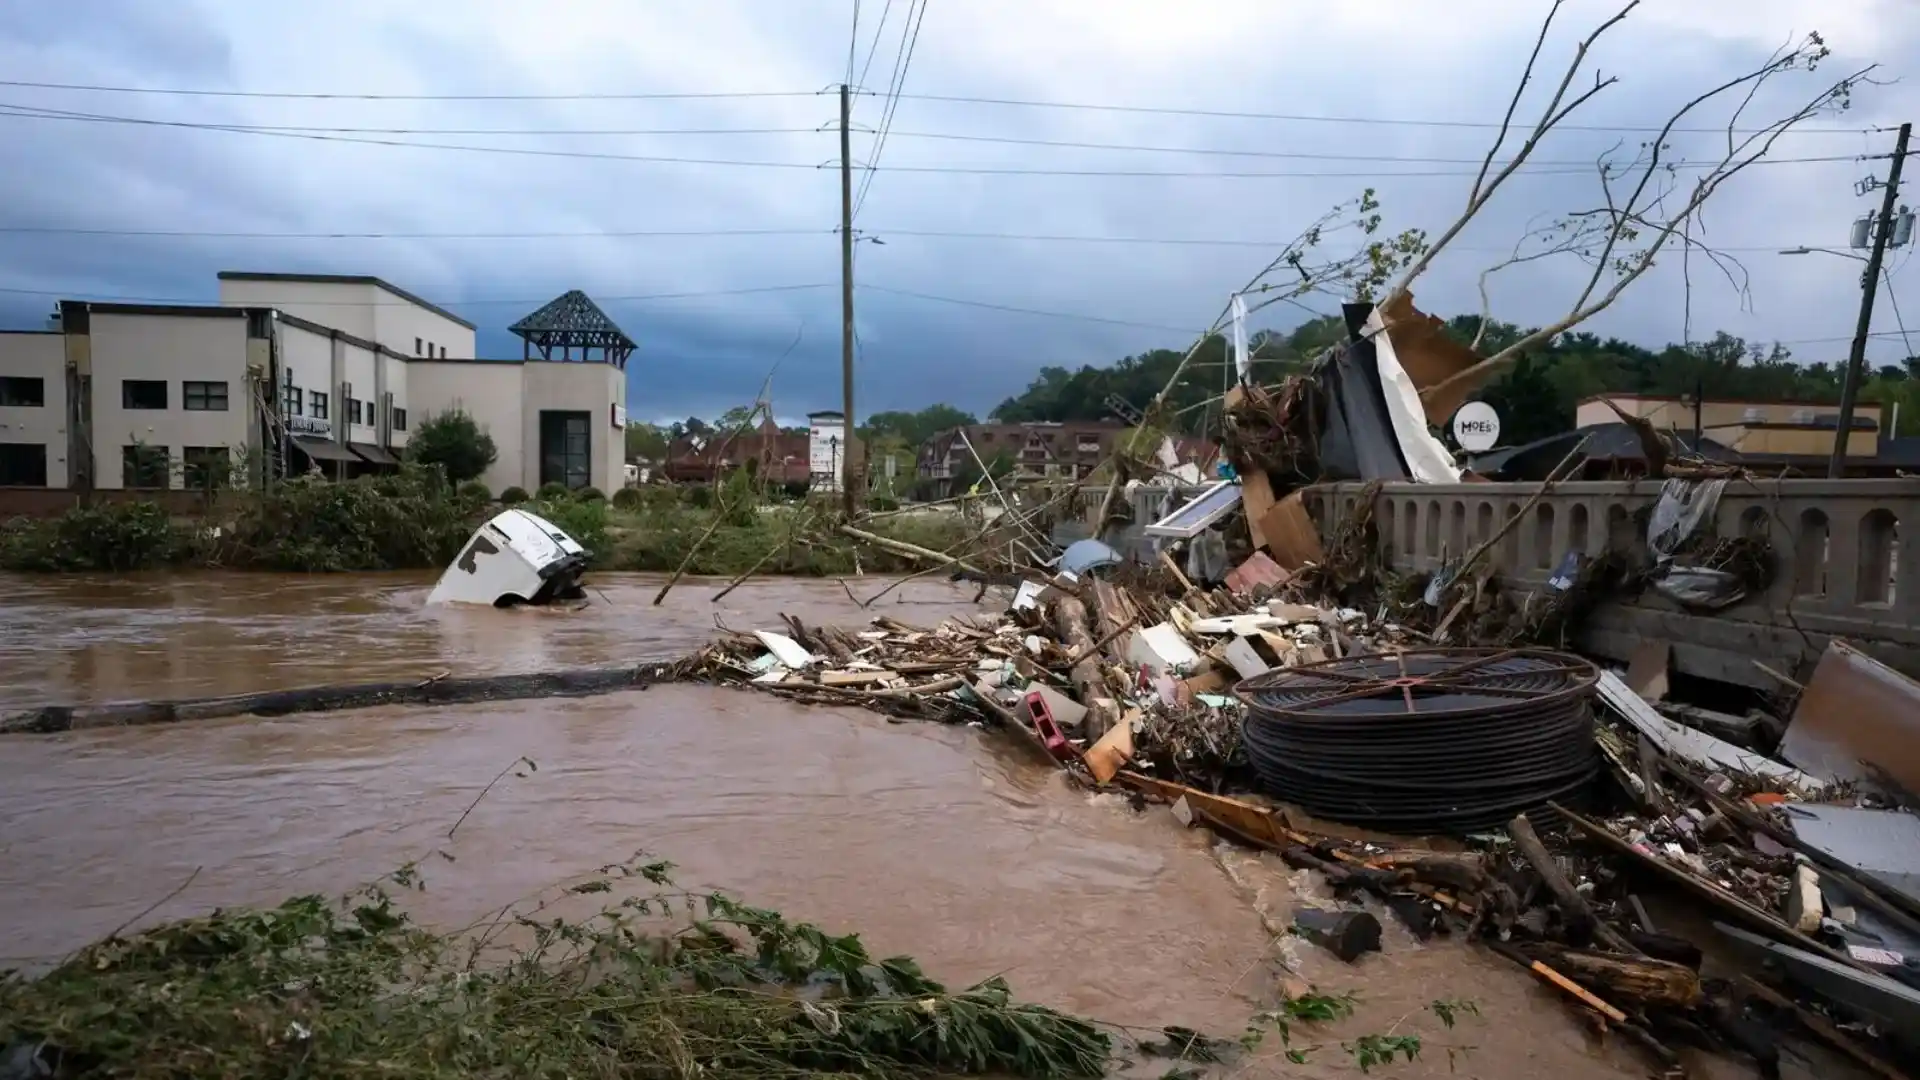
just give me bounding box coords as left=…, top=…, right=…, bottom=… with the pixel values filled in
left=406, top=409, right=498, bottom=483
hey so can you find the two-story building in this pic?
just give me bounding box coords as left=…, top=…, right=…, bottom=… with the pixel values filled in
left=0, top=272, right=633, bottom=503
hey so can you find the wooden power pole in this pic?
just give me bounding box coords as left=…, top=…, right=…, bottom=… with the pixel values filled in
left=838, top=82, right=858, bottom=515
left=1830, top=121, right=1910, bottom=478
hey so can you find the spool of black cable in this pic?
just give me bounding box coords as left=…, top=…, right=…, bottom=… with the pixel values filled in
left=1236, top=648, right=1601, bottom=834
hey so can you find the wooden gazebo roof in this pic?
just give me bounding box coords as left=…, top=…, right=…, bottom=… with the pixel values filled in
left=508, top=290, right=635, bottom=368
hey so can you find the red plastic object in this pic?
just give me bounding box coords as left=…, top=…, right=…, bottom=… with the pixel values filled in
left=1024, top=690, right=1077, bottom=762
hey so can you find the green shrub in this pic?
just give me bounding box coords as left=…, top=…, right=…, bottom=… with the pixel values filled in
left=868, top=494, right=902, bottom=513
left=0, top=501, right=189, bottom=572
left=532, top=497, right=608, bottom=558
left=685, top=485, right=713, bottom=510
left=611, top=487, right=643, bottom=510
left=574, top=486, right=606, bottom=502
left=536, top=482, right=570, bottom=501
left=499, top=486, right=530, bottom=504
left=457, top=480, right=492, bottom=502
left=210, top=465, right=482, bottom=572
left=405, top=410, right=498, bottom=483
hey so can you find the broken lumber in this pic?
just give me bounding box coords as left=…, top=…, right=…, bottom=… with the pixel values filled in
left=1509, top=813, right=1638, bottom=954
left=1533, top=947, right=1703, bottom=1010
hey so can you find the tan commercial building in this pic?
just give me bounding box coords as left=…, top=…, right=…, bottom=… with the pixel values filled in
left=0, top=272, right=633, bottom=497
left=1576, top=393, right=1883, bottom=460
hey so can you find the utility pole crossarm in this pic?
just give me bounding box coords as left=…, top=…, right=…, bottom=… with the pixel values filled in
left=1830, top=121, right=1910, bottom=479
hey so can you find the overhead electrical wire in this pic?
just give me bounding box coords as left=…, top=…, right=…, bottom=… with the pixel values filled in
left=851, top=0, right=928, bottom=218
left=0, top=103, right=1864, bottom=179
left=0, top=100, right=1858, bottom=178
left=0, top=221, right=1855, bottom=256
left=0, top=76, right=1874, bottom=138
left=884, top=91, right=1876, bottom=137
left=854, top=0, right=897, bottom=92
left=0, top=105, right=1862, bottom=171
left=0, top=281, right=835, bottom=306
left=857, top=283, right=1203, bottom=333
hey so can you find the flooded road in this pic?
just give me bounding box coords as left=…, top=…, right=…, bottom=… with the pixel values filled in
left=0, top=573, right=1779, bottom=1078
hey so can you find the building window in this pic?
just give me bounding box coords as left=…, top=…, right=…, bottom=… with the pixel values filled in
left=122, top=379, right=168, bottom=410
left=0, top=377, right=45, bottom=407
left=349, top=398, right=364, bottom=425
left=0, top=443, right=47, bottom=486
left=283, top=383, right=303, bottom=417
left=123, top=444, right=170, bottom=488
left=183, top=380, right=229, bottom=411
left=539, top=410, right=592, bottom=489
left=182, top=446, right=229, bottom=490
left=392, top=407, right=408, bottom=432
left=309, top=390, right=329, bottom=420
left=438, top=344, right=447, bottom=359
left=415, top=337, right=423, bottom=356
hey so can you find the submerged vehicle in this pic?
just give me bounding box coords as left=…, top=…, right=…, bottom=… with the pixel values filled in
left=426, top=508, right=590, bottom=607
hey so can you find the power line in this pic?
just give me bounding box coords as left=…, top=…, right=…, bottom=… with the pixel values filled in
left=0, top=104, right=1858, bottom=179
left=844, top=0, right=862, bottom=89
left=0, top=106, right=1870, bottom=170
left=0, top=78, right=824, bottom=102
left=0, top=221, right=1855, bottom=255
left=852, top=0, right=928, bottom=219
left=854, top=0, right=898, bottom=92
left=857, top=283, right=1201, bottom=333
left=0, top=76, right=1875, bottom=138
left=887, top=91, right=1877, bottom=137
left=0, top=101, right=1868, bottom=178
left=0, top=281, right=835, bottom=307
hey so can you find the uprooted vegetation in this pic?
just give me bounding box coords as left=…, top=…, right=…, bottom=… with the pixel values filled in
left=0, top=854, right=1114, bottom=1080
left=0, top=468, right=974, bottom=577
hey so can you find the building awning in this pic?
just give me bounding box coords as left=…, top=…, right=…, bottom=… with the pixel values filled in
left=350, top=442, right=401, bottom=466
left=291, top=435, right=360, bottom=464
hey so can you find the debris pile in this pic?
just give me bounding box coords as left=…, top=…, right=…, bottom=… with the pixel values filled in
left=704, top=530, right=1920, bottom=1077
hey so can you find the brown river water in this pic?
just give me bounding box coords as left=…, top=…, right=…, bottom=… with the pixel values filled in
left=0, top=572, right=1836, bottom=1079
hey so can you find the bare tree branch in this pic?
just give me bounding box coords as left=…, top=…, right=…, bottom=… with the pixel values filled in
left=1380, top=1, right=1640, bottom=311
left=1420, top=32, right=1872, bottom=403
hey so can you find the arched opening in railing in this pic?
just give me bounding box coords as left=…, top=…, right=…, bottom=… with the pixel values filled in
left=1425, top=500, right=1442, bottom=558
left=1856, top=509, right=1899, bottom=607
left=1502, top=501, right=1523, bottom=564
left=1449, top=501, right=1468, bottom=555
left=1534, top=504, right=1557, bottom=569
left=1794, top=508, right=1830, bottom=598
left=1606, top=504, right=1635, bottom=553
left=1568, top=503, right=1590, bottom=555
left=1740, top=506, right=1769, bottom=539
left=1400, top=500, right=1418, bottom=561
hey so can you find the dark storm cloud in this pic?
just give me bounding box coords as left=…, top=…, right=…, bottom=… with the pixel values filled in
left=0, top=0, right=1914, bottom=417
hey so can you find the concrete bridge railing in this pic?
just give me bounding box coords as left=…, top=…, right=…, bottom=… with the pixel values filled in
left=1308, top=479, right=1920, bottom=688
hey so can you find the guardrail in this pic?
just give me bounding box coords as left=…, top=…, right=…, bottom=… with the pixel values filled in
left=1308, top=479, right=1920, bottom=687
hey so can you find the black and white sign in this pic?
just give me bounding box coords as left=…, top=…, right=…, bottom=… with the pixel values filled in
left=1450, top=401, right=1501, bottom=451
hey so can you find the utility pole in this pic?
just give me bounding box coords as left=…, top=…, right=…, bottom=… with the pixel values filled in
left=1830, top=121, right=1910, bottom=478
left=838, top=82, right=858, bottom=516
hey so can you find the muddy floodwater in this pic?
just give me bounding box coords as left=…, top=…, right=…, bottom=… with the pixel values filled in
left=0, top=572, right=1793, bottom=1078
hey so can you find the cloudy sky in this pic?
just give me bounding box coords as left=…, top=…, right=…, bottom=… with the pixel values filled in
left=0, top=0, right=1914, bottom=424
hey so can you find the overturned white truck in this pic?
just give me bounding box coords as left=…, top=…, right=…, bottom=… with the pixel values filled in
left=427, top=508, right=591, bottom=607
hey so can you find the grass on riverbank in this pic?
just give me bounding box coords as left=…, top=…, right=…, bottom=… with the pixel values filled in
left=0, top=476, right=977, bottom=577
left=0, top=854, right=1111, bottom=1080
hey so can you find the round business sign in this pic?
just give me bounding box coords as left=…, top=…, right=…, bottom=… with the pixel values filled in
left=1450, top=401, right=1502, bottom=452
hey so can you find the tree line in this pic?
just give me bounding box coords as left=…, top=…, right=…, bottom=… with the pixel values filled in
left=621, top=314, right=1920, bottom=463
